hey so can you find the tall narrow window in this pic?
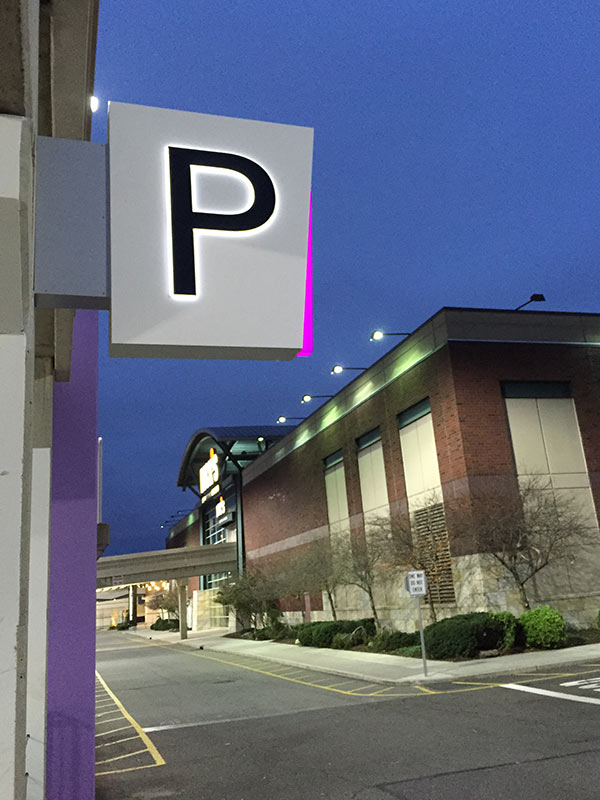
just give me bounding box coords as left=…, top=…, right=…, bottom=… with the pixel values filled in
left=502, top=382, right=598, bottom=528
left=324, top=450, right=349, bottom=537
left=356, top=428, right=389, bottom=522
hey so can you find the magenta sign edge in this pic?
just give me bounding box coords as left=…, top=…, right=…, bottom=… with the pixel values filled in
left=297, top=193, right=313, bottom=357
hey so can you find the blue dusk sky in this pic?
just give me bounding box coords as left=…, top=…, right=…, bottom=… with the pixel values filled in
left=93, top=1, right=600, bottom=555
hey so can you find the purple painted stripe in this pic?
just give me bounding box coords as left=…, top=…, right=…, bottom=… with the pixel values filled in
left=46, top=310, right=98, bottom=800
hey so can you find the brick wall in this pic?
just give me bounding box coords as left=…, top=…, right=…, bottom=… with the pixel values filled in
left=243, top=341, right=600, bottom=565
left=243, top=347, right=459, bottom=556
left=449, top=341, right=600, bottom=517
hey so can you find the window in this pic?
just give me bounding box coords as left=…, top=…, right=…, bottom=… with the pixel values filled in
left=398, top=407, right=442, bottom=508
left=501, top=381, right=570, bottom=399
left=504, top=391, right=598, bottom=529
left=324, top=455, right=349, bottom=528
left=203, top=507, right=226, bottom=546
left=323, top=449, right=343, bottom=469
left=357, top=435, right=388, bottom=519
left=356, top=427, right=381, bottom=451
left=398, top=398, right=431, bottom=429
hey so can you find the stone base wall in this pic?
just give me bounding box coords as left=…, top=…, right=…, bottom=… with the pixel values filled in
left=282, top=552, right=600, bottom=630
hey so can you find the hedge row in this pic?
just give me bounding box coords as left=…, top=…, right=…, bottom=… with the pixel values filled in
left=294, top=606, right=566, bottom=659
left=150, top=617, right=179, bottom=631
left=422, top=606, right=566, bottom=659
left=297, top=618, right=377, bottom=648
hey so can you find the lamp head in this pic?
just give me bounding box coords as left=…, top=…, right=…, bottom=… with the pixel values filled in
left=331, top=365, right=344, bottom=375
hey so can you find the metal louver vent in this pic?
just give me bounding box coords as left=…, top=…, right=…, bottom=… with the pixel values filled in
left=413, top=503, right=456, bottom=605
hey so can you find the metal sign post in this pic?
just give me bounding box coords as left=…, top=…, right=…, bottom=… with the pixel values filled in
left=404, top=570, right=428, bottom=677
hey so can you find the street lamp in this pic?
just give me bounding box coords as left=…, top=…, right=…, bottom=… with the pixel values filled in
left=301, top=394, right=333, bottom=403
left=514, top=294, right=545, bottom=311
left=330, top=365, right=367, bottom=375
left=277, top=416, right=305, bottom=424
left=370, top=329, right=410, bottom=341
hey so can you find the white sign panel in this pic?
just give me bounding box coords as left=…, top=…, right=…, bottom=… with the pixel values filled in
left=108, top=102, right=313, bottom=360
left=405, top=570, right=428, bottom=596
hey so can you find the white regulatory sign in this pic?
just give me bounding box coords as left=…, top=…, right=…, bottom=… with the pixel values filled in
left=405, top=570, right=428, bottom=596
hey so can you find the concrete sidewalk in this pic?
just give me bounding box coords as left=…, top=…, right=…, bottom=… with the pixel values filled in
left=122, top=626, right=600, bottom=685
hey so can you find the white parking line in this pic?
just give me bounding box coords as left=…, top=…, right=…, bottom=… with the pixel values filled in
left=502, top=683, right=600, bottom=706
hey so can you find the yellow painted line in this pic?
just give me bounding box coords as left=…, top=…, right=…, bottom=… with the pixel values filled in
left=140, top=638, right=600, bottom=700
left=96, top=735, right=141, bottom=749
left=414, top=684, right=438, bottom=694
left=322, top=679, right=364, bottom=688
left=452, top=680, right=500, bottom=687
left=95, top=671, right=165, bottom=767
left=371, top=686, right=401, bottom=696
left=348, top=683, right=382, bottom=694
left=95, top=725, right=132, bottom=738
left=96, top=762, right=162, bottom=777
left=157, top=646, right=367, bottom=696
left=96, top=748, right=149, bottom=765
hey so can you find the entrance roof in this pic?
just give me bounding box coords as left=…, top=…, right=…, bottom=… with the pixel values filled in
left=177, top=426, right=293, bottom=491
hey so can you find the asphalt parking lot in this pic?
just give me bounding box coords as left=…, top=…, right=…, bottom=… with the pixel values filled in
left=94, top=632, right=600, bottom=799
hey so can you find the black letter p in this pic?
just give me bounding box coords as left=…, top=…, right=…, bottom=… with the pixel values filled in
left=168, top=147, right=276, bottom=296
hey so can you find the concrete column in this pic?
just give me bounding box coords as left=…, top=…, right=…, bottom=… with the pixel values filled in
left=0, top=114, right=35, bottom=800
left=178, top=579, right=188, bottom=640
left=128, top=585, right=137, bottom=626
left=304, top=592, right=312, bottom=622
left=25, top=359, right=54, bottom=800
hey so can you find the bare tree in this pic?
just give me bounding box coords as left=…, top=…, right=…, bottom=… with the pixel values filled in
left=215, top=565, right=280, bottom=629
left=333, top=522, right=396, bottom=629
left=146, top=590, right=179, bottom=619
left=367, top=504, right=453, bottom=622
left=277, top=537, right=344, bottom=620
left=453, top=477, right=597, bottom=610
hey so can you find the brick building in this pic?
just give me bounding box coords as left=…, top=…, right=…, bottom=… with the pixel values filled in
left=241, top=308, right=600, bottom=628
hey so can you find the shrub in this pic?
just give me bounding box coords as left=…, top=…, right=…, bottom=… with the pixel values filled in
left=150, top=617, right=179, bottom=631
left=520, top=606, right=566, bottom=649
left=331, top=632, right=353, bottom=649
left=311, top=622, right=339, bottom=648
left=395, top=645, right=421, bottom=658
left=296, top=618, right=376, bottom=648
left=115, top=622, right=129, bottom=631
left=270, top=623, right=298, bottom=641
left=424, top=613, right=505, bottom=660
left=491, top=611, right=525, bottom=651
left=597, top=609, right=600, bottom=631
left=370, top=629, right=420, bottom=652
